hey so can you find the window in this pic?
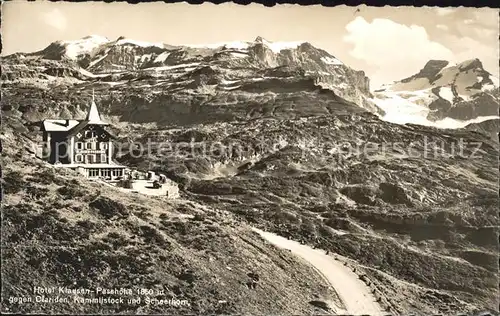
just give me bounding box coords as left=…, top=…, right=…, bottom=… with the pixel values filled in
left=99, top=142, right=108, bottom=150
left=100, top=154, right=107, bottom=163
left=75, top=154, right=83, bottom=163
left=76, top=142, right=83, bottom=150
left=85, top=142, right=92, bottom=150
left=85, top=130, right=97, bottom=138
left=86, top=154, right=96, bottom=163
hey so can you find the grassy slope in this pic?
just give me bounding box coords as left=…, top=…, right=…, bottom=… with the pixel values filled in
left=1, top=148, right=338, bottom=314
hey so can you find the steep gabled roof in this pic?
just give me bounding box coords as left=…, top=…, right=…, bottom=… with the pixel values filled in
left=86, top=90, right=109, bottom=126
left=42, top=91, right=111, bottom=136
left=66, top=120, right=91, bottom=138
left=66, top=120, right=117, bottom=139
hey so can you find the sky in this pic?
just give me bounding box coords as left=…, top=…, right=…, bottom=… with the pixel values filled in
left=2, top=1, right=498, bottom=88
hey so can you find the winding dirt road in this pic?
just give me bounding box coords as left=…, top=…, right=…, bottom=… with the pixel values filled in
left=253, top=228, right=386, bottom=315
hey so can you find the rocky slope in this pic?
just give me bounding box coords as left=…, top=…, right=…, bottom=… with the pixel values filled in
left=1, top=36, right=499, bottom=315
left=465, top=118, right=499, bottom=142
left=373, top=59, right=499, bottom=126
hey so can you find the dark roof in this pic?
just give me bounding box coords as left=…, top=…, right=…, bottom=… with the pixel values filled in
left=66, top=121, right=118, bottom=139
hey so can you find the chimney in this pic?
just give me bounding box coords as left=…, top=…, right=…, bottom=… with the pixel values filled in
left=64, top=119, right=70, bottom=127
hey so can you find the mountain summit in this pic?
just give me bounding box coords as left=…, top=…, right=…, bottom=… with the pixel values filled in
left=373, top=58, right=499, bottom=125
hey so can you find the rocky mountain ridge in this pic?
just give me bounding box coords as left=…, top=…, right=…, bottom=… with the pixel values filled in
left=2, top=35, right=381, bottom=126
left=4, top=35, right=498, bottom=128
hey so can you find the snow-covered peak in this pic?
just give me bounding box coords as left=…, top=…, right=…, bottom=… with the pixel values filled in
left=183, top=37, right=306, bottom=53
left=378, top=58, right=496, bottom=93
left=373, top=58, right=499, bottom=128
left=184, top=41, right=250, bottom=50
left=81, top=35, right=111, bottom=42
left=58, top=35, right=111, bottom=60
left=253, top=36, right=306, bottom=53
left=60, top=35, right=110, bottom=45
left=115, top=37, right=164, bottom=49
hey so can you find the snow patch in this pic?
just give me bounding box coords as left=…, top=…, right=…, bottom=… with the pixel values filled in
left=135, top=53, right=153, bottom=63
left=321, top=56, right=343, bottom=65
left=482, top=84, right=497, bottom=92
left=78, top=68, right=109, bottom=78
left=306, top=70, right=333, bottom=76
left=248, top=76, right=286, bottom=82
left=103, top=81, right=128, bottom=86
left=438, top=86, right=454, bottom=103
left=373, top=92, right=432, bottom=126
left=373, top=90, right=499, bottom=129
left=147, top=62, right=201, bottom=71
left=185, top=41, right=250, bottom=50
left=184, top=67, right=199, bottom=72
left=259, top=38, right=305, bottom=53
left=110, top=63, right=126, bottom=69
left=116, top=38, right=164, bottom=48
left=480, top=75, right=499, bottom=92
left=458, top=94, right=471, bottom=101
left=221, top=85, right=242, bottom=91
left=230, top=52, right=248, bottom=58
left=153, top=52, right=170, bottom=63
left=220, top=79, right=240, bottom=85
left=489, top=75, right=499, bottom=87
left=133, top=81, right=172, bottom=88
left=337, top=82, right=349, bottom=89
left=88, top=53, right=108, bottom=68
